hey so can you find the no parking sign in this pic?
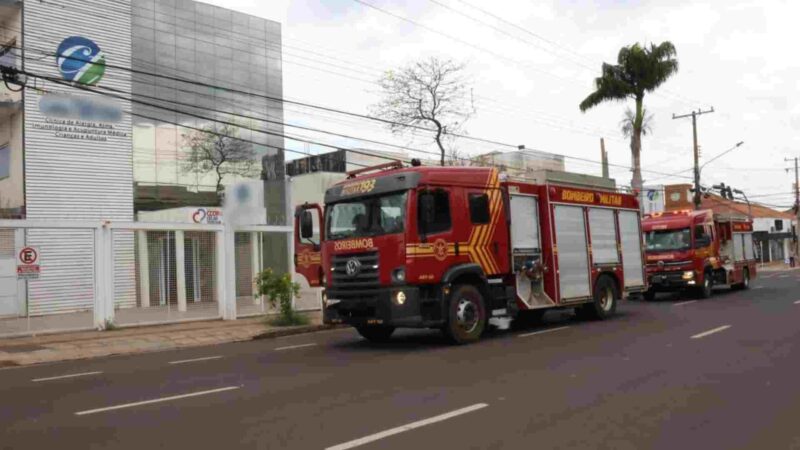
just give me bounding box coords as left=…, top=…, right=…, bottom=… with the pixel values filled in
left=17, top=246, right=40, bottom=280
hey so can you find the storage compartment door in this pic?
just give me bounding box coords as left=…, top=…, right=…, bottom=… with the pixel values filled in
left=619, top=210, right=645, bottom=287
left=588, top=208, right=619, bottom=264
left=510, top=195, right=540, bottom=252
left=554, top=205, right=590, bottom=299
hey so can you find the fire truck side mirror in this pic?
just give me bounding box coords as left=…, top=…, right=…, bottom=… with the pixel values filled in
left=300, top=210, right=314, bottom=239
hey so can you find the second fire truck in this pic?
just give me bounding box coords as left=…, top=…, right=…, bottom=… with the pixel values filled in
left=642, top=209, right=757, bottom=299
left=297, top=161, right=648, bottom=344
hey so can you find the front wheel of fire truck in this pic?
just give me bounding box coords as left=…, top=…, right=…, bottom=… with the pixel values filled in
left=579, top=275, right=619, bottom=320
left=355, top=325, right=396, bottom=343
left=442, top=284, right=487, bottom=345
left=696, top=271, right=714, bottom=299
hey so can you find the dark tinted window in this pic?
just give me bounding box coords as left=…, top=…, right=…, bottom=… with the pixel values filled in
left=469, top=193, right=490, bottom=224
left=418, top=189, right=451, bottom=235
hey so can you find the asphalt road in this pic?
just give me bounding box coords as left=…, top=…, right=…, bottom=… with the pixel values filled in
left=1, top=271, right=799, bottom=450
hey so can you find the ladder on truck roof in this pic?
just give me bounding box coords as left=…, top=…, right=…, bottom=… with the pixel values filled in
left=346, top=160, right=404, bottom=179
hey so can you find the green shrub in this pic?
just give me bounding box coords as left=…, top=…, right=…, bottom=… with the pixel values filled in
left=255, top=268, right=306, bottom=326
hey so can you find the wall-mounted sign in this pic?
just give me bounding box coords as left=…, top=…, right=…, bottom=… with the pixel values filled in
left=16, top=246, right=41, bottom=280
left=191, top=208, right=223, bottom=224
left=56, top=36, right=106, bottom=86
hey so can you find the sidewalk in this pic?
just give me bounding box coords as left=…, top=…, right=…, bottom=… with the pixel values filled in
left=757, top=262, right=800, bottom=272
left=0, top=311, right=332, bottom=367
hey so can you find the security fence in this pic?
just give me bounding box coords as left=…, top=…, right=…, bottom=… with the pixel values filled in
left=0, top=219, right=299, bottom=337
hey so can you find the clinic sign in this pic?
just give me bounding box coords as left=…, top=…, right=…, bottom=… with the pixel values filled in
left=17, top=246, right=41, bottom=280
left=192, top=208, right=223, bottom=224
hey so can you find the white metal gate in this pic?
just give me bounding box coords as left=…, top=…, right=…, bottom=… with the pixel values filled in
left=0, top=229, right=18, bottom=316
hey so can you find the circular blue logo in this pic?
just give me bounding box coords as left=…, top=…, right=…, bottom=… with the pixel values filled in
left=56, top=36, right=106, bottom=85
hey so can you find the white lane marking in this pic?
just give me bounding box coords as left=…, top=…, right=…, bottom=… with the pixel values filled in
left=518, top=326, right=570, bottom=338
left=754, top=286, right=765, bottom=289
left=691, top=325, right=732, bottom=340
left=794, top=300, right=800, bottom=305
left=673, top=300, right=697, bottom=306
left=779, top=275, right=790, bottom=278
left=74, top=386, right=240, bottom=416
left=32, top=371, right=103, bottom=383
left=275, top=343, right=317, bottom=351
left=168, top=356, right=223, bottom=365
left=326, top=403, right=489, bottom=450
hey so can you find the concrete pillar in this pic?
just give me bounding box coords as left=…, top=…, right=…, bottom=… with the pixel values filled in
left=251, top=231, right=260, bottom=304
left=218, top=228, right=237, bottom=320
left=137, top=230, right=150, bottom=308
left=175, top=230, right=187, bottom=312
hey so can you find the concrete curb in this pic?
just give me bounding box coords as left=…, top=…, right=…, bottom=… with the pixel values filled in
left=252, top=324, right=347, bottom=340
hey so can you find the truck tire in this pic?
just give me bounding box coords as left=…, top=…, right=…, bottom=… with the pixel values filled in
left=442, top=284, right=487, bottom=344
left=579, top=275, right=619, bottom=320
left=733, top=268, right=750, bottom=290
left=355, top=325, right=395, bottom=342
left=643, top=290, right=656, bottom=301
left=696, top=270, right=713, bottom=299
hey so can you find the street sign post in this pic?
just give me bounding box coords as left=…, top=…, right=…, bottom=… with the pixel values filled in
left=17, top=246, right=40, bottom=281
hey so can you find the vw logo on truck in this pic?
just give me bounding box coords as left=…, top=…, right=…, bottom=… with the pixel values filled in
left=345, top=258, right=362, bottom=277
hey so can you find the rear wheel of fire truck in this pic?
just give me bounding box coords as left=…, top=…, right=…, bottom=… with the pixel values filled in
left=733, top=268, right=750, bottom=290
left=696, top=270, right=714, bottom=299
left=579, top=275, right=619, bottom=320
left=355, top=325, right=395, bottom=343
left=442, top=284, right=487, bottom=344
left=642, top=289, right=656, bottom=301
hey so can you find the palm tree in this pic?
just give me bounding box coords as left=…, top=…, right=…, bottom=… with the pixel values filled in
left=620, top=107, right=653, bottom=140
left=579, top=42, right=678, bottom=193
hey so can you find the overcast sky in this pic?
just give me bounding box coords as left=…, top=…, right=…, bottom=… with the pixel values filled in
left=203, top=0, right=800, bottom=208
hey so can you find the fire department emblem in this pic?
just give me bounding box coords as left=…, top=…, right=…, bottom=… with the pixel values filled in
left=433, top=239, right=448, bottom=261
left=657, top=260, right=665, bottom=269
left=345, top=258, right=362, bottom=277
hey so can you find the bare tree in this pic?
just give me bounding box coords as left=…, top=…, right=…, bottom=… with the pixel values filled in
left=372, top=57, right=473, bottom=166
left=183, top=122, right=258, bottom=198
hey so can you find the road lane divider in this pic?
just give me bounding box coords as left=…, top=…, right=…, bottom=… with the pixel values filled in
left=691, top=325, right=732, bottom=340
left=326, top=403, right=489, bottom=450
left=275, top=343, right=317, bottom=351
left=32, top=371, right=103, bottom=383
left=74, top=386, right=241, bottom=416
left=673, top=300, right=697, bottom=307
left=168, top=356, right=223, bottom=365
left=794, top=300, right=800, bottom=305
left=518, top=326, right=570, bottom=338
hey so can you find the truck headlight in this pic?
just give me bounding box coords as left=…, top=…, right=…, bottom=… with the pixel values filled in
left=395, top=291, right=407, bottom=305
left=682, top=271, right=695, bottom=280
left=392, top=267, right=406, bottom=283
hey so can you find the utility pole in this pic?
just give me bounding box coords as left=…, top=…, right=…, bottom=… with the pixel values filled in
left=673, top=107, right=715, bottom=209
left=600, top=138, right=609, bottom=179
left=785, top=157, right=799, bottom=261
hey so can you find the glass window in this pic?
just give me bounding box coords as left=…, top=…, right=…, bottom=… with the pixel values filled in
left=326, top=192, right=407, bottom=240
left=645, top=228, right=691, bottom=251
left=418, top=189, right=451, bottom=235
left=0, top=144, right=10, bottom=179
left=469, top=193, right=490, bottom=224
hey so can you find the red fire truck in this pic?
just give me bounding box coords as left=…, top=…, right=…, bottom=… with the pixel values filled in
left=641, top=209, right=757, bottom=300
left=297, top=161, right=647, bottom=344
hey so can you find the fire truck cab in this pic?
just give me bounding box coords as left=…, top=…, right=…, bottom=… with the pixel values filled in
left=298, top=162, right=647, bottom=344
left=642, top=209, right=757, bottom=299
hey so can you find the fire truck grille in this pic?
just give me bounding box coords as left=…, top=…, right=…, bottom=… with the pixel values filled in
left=331, top=251, right=380, bottom=289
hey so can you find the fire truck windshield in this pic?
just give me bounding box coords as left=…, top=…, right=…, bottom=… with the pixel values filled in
left=645, top=228, right=691, bottom=252
left=326, top=191, right=408, bottom=240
